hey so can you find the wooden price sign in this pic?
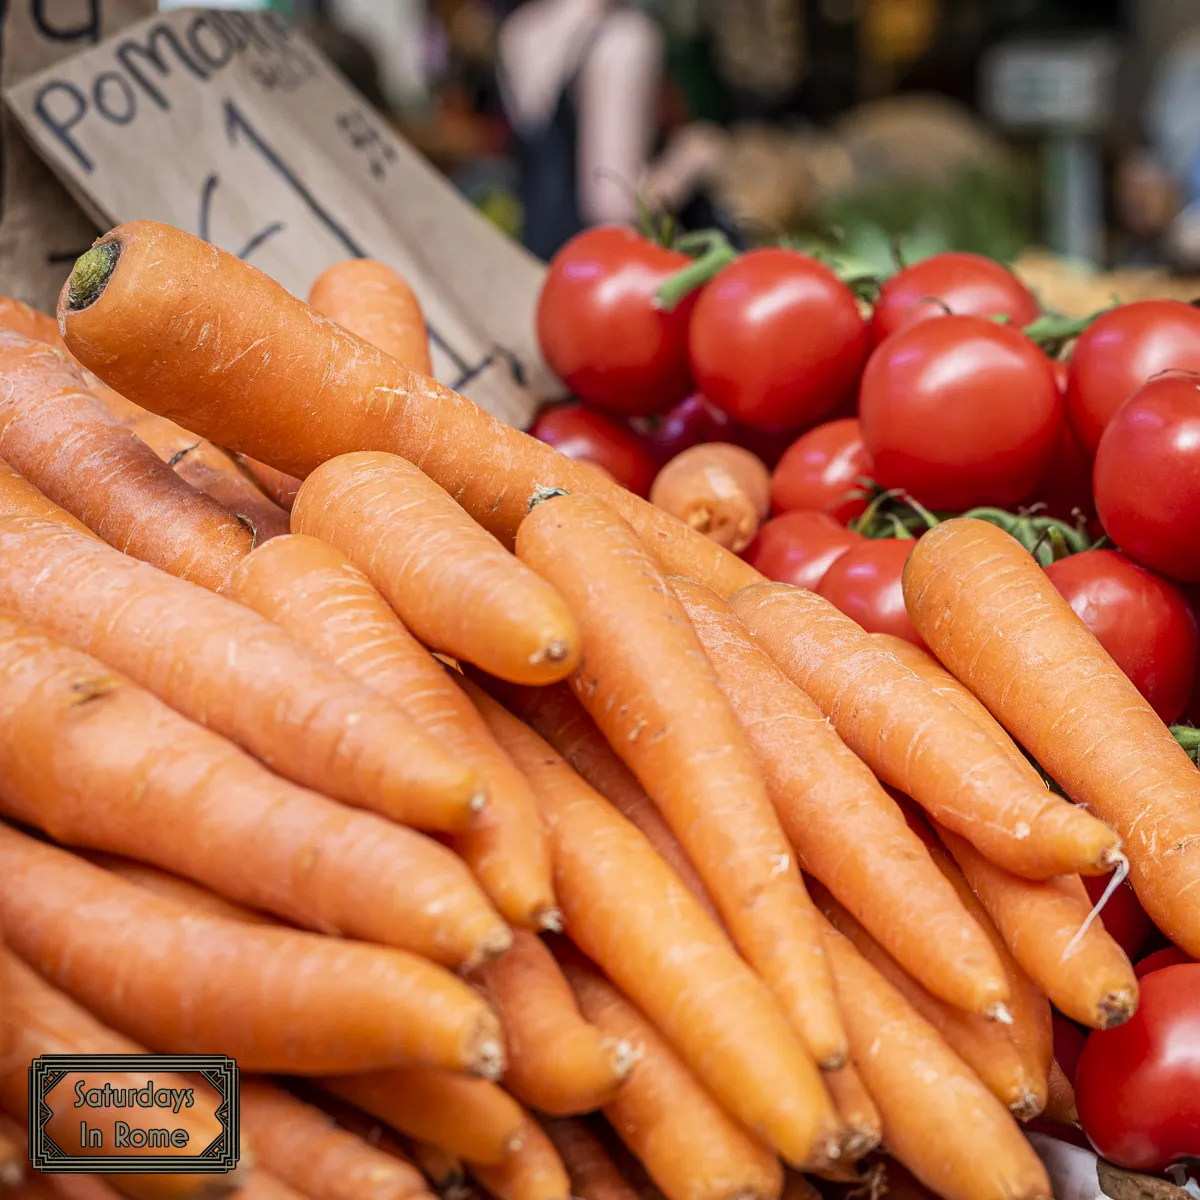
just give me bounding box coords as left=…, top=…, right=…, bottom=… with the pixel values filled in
left=3, top=6, right=556, bottom=427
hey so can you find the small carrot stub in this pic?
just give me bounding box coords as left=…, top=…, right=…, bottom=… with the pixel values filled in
left=308, top=259, right=434, bottom=376
left=475, top=929, right=631, bottom=1115
left=464, top=682, right=837, bottom=1169
left=821, top=1064, right=881, bottom=1162
left=730, top=583, right=1122, bottom=880
left=539, top=1120, right=639, bottom=1200
left=0, top=826, right=503, bottom=1076
left=291, top=453, right=580, bottom=686
left=468, top=1119, right=570, bottom=1200
left=649, top=443, right=771, bottom=553
left=227, top=533, right=554, bottom=930
left=515, top=491, right=846, bottom=1071
left=903, top=516, right=1200, bottom=956
left=673, top=577, right=1009, bottom=1017
left=59, top=221, right=760, bottom=598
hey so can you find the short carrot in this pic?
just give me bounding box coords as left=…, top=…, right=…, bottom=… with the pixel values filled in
left=539, top=1120, right=639, bottom=1200
left=0, top=329, right=252, bottom=590
left=819, top=920, right=1052, bottom=1200
left=730, top=582, right=1122, bottom=880
left=234, top=455, right=303, bottom=510
left=322, top=1072, right=525, bottom=1166
left=475, top=929, right=632, bottom=1115
left=463, top=680, right=838, bottom=1168
left=292, top=452, right=581, bottom=686
left=516, top=492, right=845, bottom=1069
left=673, top=577, right=1009, bottom=1016
left=468, top=1119, right=570, bottom=1200
left=239, top=1079, right=433, bottom=1200
left=0, top=514, right=485, bottom=837
left=308, top=259, right=434, bottom=376
left=903, top=516, right=1200, bottom=956
left=821, top=1065, right=881, bottom=1162
left=58, top=222, right=760, bottom=598
left=0, top=826, right=503, bottom=1076
left=0, top=458, right=95, bottom=533
left=226, top=533, right=554, bottom=930
left=560, top=951, right=785, bottom=1200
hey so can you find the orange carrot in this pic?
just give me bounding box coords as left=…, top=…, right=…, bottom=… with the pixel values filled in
left=0, top=826, right=503, bottom=1076
left=408, top=1142, right=467, bottom=1195
left=469, top=1119, right=570, bottom=1200
left=0, top=514, right=484, bottom=838
left=561, top=951, right=785, bottom=1200
left=1043, top=1062, right=1078, bottom=1126
left=0, top=295, right=66, bottom=349
left=516, top=491, right=845, bottom=1069
left=323, top=1072, right=524, bottom=1166
left=464, top=680, right=838, bottom=1168
left=539, top=1120, right=638, bottom=1200
left=730, top=582, right=1122, bottom=879
left=475, top=929, right=631, bottom=1115
left=0, top=1116, right=21, bottom=1191
left=0, top=614, right=502, bottom=966
left=308, top=259, right=434, bottom=376
left=0, top=458, right=95, bottom=533
left=819, top=920, right=1051, bottom=1200
left=821, top=1066, right=881, bottom=1162
left=226, top=1173, right=305, bottom=1200
left=292, top=452, right=580, bottom=686
left=239, top=1079, right=433, bottom=1200
left=226, top=533, right=554, bottom=930
left=903, top=516, right=1200, bottom=956
left=58, top=222, right=760, bottom=598
left=650, top=444, right=771, bottom=552
left=234, top=456, right=302, bottom=510
left=780, top=1175, right=821, bottom=1200
left=673, top=577, right=1009, bottom=1016
left=0, top=330, right=253, bottom=590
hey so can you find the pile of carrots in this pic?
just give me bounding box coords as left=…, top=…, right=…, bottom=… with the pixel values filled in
left=0, top=220, right=1198, bottom=1200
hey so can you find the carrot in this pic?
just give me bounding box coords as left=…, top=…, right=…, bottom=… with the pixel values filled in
left=903, top=516, right=1200, bottom=956
left=468, top=1119, right=570, bottom=1200
left=0, top=295, right=66, bottom=349
left=821, top=1066, right=881, bottom=1162
left=649, top=444, right=770, bottom=552
left=813, top=882, right=1046, bottom=1120
left=58, top=222, right=760, bottom=598
left=673, top=577, right=1009, bottom=1016
left=239, top=1079, right=432, bottom=1200
left=779, top=1175, right=821, bottom=1200
left=0, top=826, right=503, bottom=1076
left=234, top=456, right=302, bottom=510
left=463, top=680, right=837, bottom=1168
left=1043, top=1061, right=1078, bottom=1126
left=475, top=929, right=632, bottom=1115
left=0, top=459, right=94, bottom=533
left=0, top=514, right=485, bottom=838
left=560, top=951, right=785, bottom=1200
left=819, top=920, right=1052, bottom=1200
left=516, top=492, right=845, bottom=1070
left=0, top=330, right=253, bottom=590
left=539, top=1120, right=639, bottom=1200
left=308, top=259, right=434, bottom=376
left=476, top=678, right=720, bottom=923
left=408, top=1142, right=468, bottom=1195
left=0, top=610, right=504, bottom=967
left=226, top=1174, right=305, bottom=1200
left=322, top=1072, right=524, bottom=1166
left=730, top=582, right=1122, bottom=879
left=226, top=533, right=554, bottom=930
left=0, top=1116, right=21, bottom=1190
left=292, top=452, right=580, bottom=686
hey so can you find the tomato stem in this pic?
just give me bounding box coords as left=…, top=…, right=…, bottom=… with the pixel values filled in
left=960, top=507, right=1091, bottom=565
left=654, top=231, right=737, bottom=312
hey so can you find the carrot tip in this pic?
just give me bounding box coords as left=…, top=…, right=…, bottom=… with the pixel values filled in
left=1097, top=988, right=1138, bottom=1030
left=535, top=905, right=564, bottom=933
left=839, top=1127, right=883, bottom=1163
left=472, top=1037, right=506, bottom=1081
left=468, top=788, right=489, bottom=815
left=466, top=926, right=515, bottom=972
left=819, top=1049, right=849, bottom=1072
left=804, top=1129, right=845, bottom=1171
left=528, top=486, right=569, bottom=510
left=68, top=240, right=120, bottom=311
left=605, top=1037, right=638, bottom=1080
left=986, top=1002, right=1014, bottom=1026
left=1011, top=1090, right=1045, bottom=1122
left=535, top=639, right=573, bottom=665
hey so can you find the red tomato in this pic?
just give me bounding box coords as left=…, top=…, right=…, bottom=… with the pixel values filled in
left=1066, top=300, right=1200, bottom=455
left=1080, top=867, right=1154, bottom=962
left=744, top=511, right=864, bottom=591
left=1136, top=947, right=1194, bottom=979
left=1093, top=374, right=1200, bottom=583
left=770, top=419, right=873, bottom=522
left=1044, top=550, right=1198, bottom=723
left=1053, top=1011, right=1087, bottom=1085
left=1025, top=418, right=1096, bottom=524
left=629, top=394, right=731, bottom=465
left=536, top=227, right=697, bottom=416
left=817, top=538, right=924, bottom=646
left=869, top=252, right=1040, bottom=348
left=688, top=249, right=869, bottom=432
left=1076, top=964, right=1200, bottom=1171
left=859, top=315, right=1062, bottom=510
left=530, top=403, right=657, bottom=496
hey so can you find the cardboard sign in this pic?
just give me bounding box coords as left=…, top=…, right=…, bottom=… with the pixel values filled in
left=4, top=7, right=557, bottom=428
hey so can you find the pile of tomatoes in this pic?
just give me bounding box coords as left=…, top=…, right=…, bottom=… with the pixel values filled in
left=533, top=226, right=1200, bottom=1176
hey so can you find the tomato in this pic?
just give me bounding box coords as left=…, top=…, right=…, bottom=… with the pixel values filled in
left=629, top=394, right=731, bottom=465
left=1076, top=964, right=1200, bottom=1171
left=1093, top=374, right=1200, bottom=583
left=1066, top=300, right=1200, bottom=455
left=816, top=538, right=924, bottom=646
left=1053, top=1011, right=1087, bottom=1085
left=869, top=252, right=1040, bottom=349
left=1136, top=947, right=1194, bottom=979
left=770, top=419, right=873, bottom=522
left=1079, top=867, right=1154, bottom=962
left=536, top=227, right=697, bottom=416
left=1025, top=418, right=1096, bottom=524
left=859, top=315, right=1062, bottom=510
left=531, top=403, right=657, bottom=496
left=688, top=249, right=869, bottom=432
left=1044, top=550, right=1198, bottom=723
left=744, top=511, right=864, bottom=591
